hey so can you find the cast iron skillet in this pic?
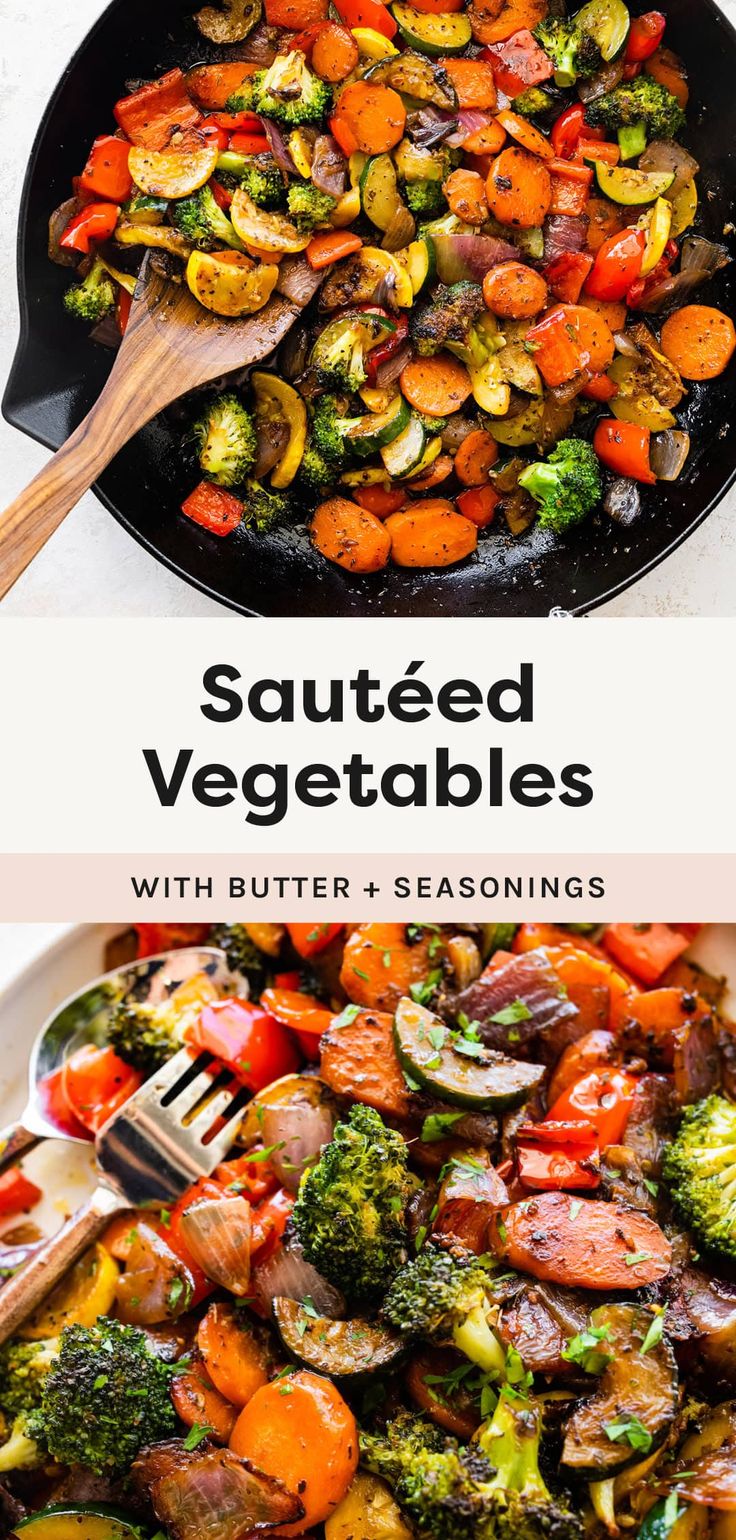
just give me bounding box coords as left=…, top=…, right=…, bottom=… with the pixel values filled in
left=3, top=0, right=736, bottom=616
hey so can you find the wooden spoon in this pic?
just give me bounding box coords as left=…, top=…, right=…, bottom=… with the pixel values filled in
left=0, top=256, right=307, bottom=599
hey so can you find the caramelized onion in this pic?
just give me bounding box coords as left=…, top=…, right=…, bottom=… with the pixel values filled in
left=433, top=233, right=517, bottom=283
left=640, top=139, right=699, bottom=198
left=603, top=477, right=642, bottom=526
left=49, top=198, right=81, bottom=267
left=446, top=109, right=491, bottom=147
left=180, top=1196, right=252, bottom=1295
left=577, top=57, right=625, bottom=102
left=375, top=341, right=413, bottom=387
left=406, top=106, right=456, bottom=147
left=260, top=118, right=297, bottom=174
left=650, top=428, right=691, bottom=482
left=253, top=1238, right=345, bottom=1317
left=639, top=236, right=730, bottom=313
left=311, top=134, right=347, bottom=198
left=261, top=1097, right=335, bottom=1192
left=117, top=1222, right=196, bottom=1325
left=543, top=215, right=587, bottom=264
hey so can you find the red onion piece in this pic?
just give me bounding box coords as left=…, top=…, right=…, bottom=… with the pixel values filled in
left=452, top=950, right=581, bottom=1064
left=577, top=57, right=625, bottom=102
left=638, top=236, right=731, bottom=314
left=650, top=428, right=691, bottom=482
left=382, top=203, right=416, bottom=253
left=180, top=1196, right=252, bottom=1295
left=433, top=233, right=518, bottom=284
left=640, top=139, right=699, bottom=199
left=254, top=417, right=289, bottom=479
left=446, top=109, right=491, bottom=147
left=276, top=255, right=324, bottom=308
left=260, top=118, right=297, bottom=174
left=406, top=106, right=456, bottom=147
left=603, top=477, right=642, bottom=526
left=253, top=1239, right=345, bottom=1317
left=612, top=330, right=644, bottom=361
left=49, top=198, right=82, bottom=267
left=375, top=341, right=413, bottom=387
left=261, top=1098, right=335, bottom=1193
left=311, top=134, right=347, bottom=198
left=241, top=21, right=280, bottom=62
left=117, top=1222, right=196, bottom=1325
left=441, top=415, right=476, bottom=453
left=543, top=215, right=588, bottom=264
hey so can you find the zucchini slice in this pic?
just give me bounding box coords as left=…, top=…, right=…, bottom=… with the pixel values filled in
left=273, top=1298, right=405, bottom=1376
left=380, top=414, right=427, bottom=477
left=576, top=0, right=630, bottom=61
left=594, top=163, right=675, bottom=206
left=402, top=434, right=443, bottom=479
left=15, top=1507, right=145, bottom=1540
left=562, top=1303, right=678, bottom=1479
left=361, top=154, right=404, bottom=233
left=390, top=1, right=471, bottom=56
left=345, top=395, right=411, bottom=457
left=393, top=997, right=545, bottom=1110
left=404, top=236, right=436, bottom=294
left=367, top=49, right=457, bottom=111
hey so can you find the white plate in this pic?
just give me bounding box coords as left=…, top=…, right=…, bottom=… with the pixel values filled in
left=0, top=923, right=734, bottom=1243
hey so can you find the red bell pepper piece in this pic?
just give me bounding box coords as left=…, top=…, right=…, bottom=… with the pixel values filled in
left=210, top=110, right=263, bottom=131
left=586, top=227, right=646, bottom=302
left=518, top=1119, right=597, bottom=1144
left=544, top=251, right=594, bottom=304
left=626, top=10, right=666, bottom=62
left=114, top=67, right=202, bottom=150
left=290, top=20, right=328, bottom=53
left=116, top=287, right=133, bottom=336
left=516, top=1130, right=601, bottom=1192
left=481, top=29, right=554, bottom=97
left=250, top=1187, right=295, bottom=1258
left=60, top=202, right=121, bottom=254
left=626, top=240, right=678, bottom=309
left=581, top=371, right=618, bottom=402
left=133, top=923, right=211, bottom=957
left=79, top=135, right=133, bottom=203
left=181, top=481, right=244, bottom=536
left=549, top=160, right=593, bottom=218
left=186, top=998, right=301, bottom=1092
left=274, top=970, right=302, bottom=990
left=547, top=1068, right=638, bottom=1148
left=674, top=924, right=702, bottom=942
left=456, top=484, right=500, bottom=528
left=286, top=923, right=344, bottom=958
left=593, top=419, right=656, bottom=484
left=61, top=1045, right=143, bottom=1135
left=550, top=103, right=605, bottom=158
left=199, top=118, right=230, bottom=151
left=365, top=313, right=409, bottom=382
left=214, top=1151, right=279, bottom=1204
left=603, top=923, right=690, bottom=985
left=525, top=308, right=583, bottom=388
left=37, top=1067, right=91, bottom=1141
left=210, top=178, right=233, bottom=211
left=228, top=131, right=271, bottom=155
left=332, top=0, right=397, bottom=37
left=0, top=1168, right=42, bottom=1217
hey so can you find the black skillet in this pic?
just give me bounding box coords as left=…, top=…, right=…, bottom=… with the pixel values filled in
left=3, top=0, right=736, bottom=616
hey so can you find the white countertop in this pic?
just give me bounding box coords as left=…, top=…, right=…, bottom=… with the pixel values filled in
left=1, top=0, right=734, bottom=618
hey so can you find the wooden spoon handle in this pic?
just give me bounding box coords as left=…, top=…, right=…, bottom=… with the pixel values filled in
left=0, top=1184, right=129, bottom=1345
left=0, top=370, right=151, bottom=601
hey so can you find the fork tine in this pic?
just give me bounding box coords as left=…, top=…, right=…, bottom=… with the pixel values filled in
left=161, top=1064, right=222, bottom=1120
left=203, top=1088, right=252, bottom=1163
left=187, top=1081, right=248, bottom=1138
left=139, top=1046, right=206, bottom=1101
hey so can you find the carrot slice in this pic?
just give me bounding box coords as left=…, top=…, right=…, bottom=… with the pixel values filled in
left=311, top=496, right=391, bottom=573
left=400, top=354, right=472, bottom=415
left=486, top=146, right=552, bottom=228
left=186, top=61, right=258, bottom=110
left=440, top=57, right=497, bottom=110
left=320, top=1007, right=414, bottom=1120
left=229, top=1371, right=359, bottom=1534
left=495, top=108, right=553, bottom=159
left=585, top=196, right=625, bottom=253
left=482, top=260, right=548, bottom=319
left=579, top=294, right=627, bottom=331
left=384, top=504, right=478, bottom=567
left=198, top=1302, right=272, bottom=1408
left=462, top=120, right=507, bottom=157
left=354, top=485, right=406, bottom=517
left=454, top=427, right=499, bottom=485
left=444, top=169, right=488, bottom=225
left=331, top=81, right=406, bottom=153
left=660, top=305, right=736, bottom=381
left=645, top=46, right=689, bottom=108
left=547, top=1030, right=619, bottom=1107
left=306, top=230, right=363, bottom=269
left=341, top=922, right=444, bottom=1010
left=489, top=1190, right=672, bottom=1289
left=469, top=0, right=548, bottom=44
left=409, top=454, right=454, bottom=490
left=171, top=1366, right=238, bottom=1444
left=312, top=22, right=360, bottom=81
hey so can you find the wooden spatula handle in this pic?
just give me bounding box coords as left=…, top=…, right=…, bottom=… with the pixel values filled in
left=0, top=1183, right=129, bottom=1345
left=0, top=373, right=148, bottom=601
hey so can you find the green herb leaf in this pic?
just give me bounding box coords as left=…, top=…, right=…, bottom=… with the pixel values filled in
left=421, top=1111, right=464, bottom=1144
left=332, top=1003, right=361, bottom=1029
left=561, top=1325, right=613, bottom=1375
left=490, top=999, right=532, bottom=1027
left=625, top=1251, right=652, bottom=1267
left=604, top=1417, right=652, bottom=1452
left=639, top=1310, right=665, bottom=1355
left=183, top=1422, right=213, bottom=1450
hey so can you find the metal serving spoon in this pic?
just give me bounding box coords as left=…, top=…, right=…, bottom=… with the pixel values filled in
left=0, top=253, right=318, bottom=599
left=0, top=945, right=233, bottom=1172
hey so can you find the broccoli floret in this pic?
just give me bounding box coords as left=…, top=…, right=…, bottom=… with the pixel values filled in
left=663, top=1095, right=736, bottom=1259
left=170, top=184, right=244, bottom=251
left=217, top=151, right=286, bottom=210
left=287, top=180, right=337, bottom=232
left=311, top=315, right=384, bottom=393
left=382, top=1242, right=505, bottom=1375
left=209, top=923, right=270, bottom=992
left=584, top=75, right=686, bottom=140
left=362, top=1395, right=582, bottom=1540
left=292, top=1103, right=417, bottom=1304
left=534, top=16, right=601, bottom=86
left=243, top=479, right=291, bottom=533
left=410, top=282, right=488, bottom=366
left=518, top=438, right=602, bottom=533
left=63, top=257, right=116, bottom=324
left=298, top=440, right=335, bottom=495
left=40, top=1316, right=175, bottom=1476
left=514, top=86, right=558, bottom=118
left=0, top=1338, right=57, bottom=1473
left=107, top=998, right=182, bottom=1074
left=192, top=392, right=257, bottom=489
left=310, top=392, right=367, bottom=467
left=248, top=52, right=332, bottom=127
left=406, top=180, right=448, bottom=218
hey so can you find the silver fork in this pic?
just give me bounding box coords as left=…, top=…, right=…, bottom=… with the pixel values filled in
left=0, top=1047, right=250, bottom=1344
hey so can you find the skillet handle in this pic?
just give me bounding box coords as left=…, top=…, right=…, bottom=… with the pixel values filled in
left=0, top=367, right=152, bottom=601
left=0, top=1183, right=129, bottom=1346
